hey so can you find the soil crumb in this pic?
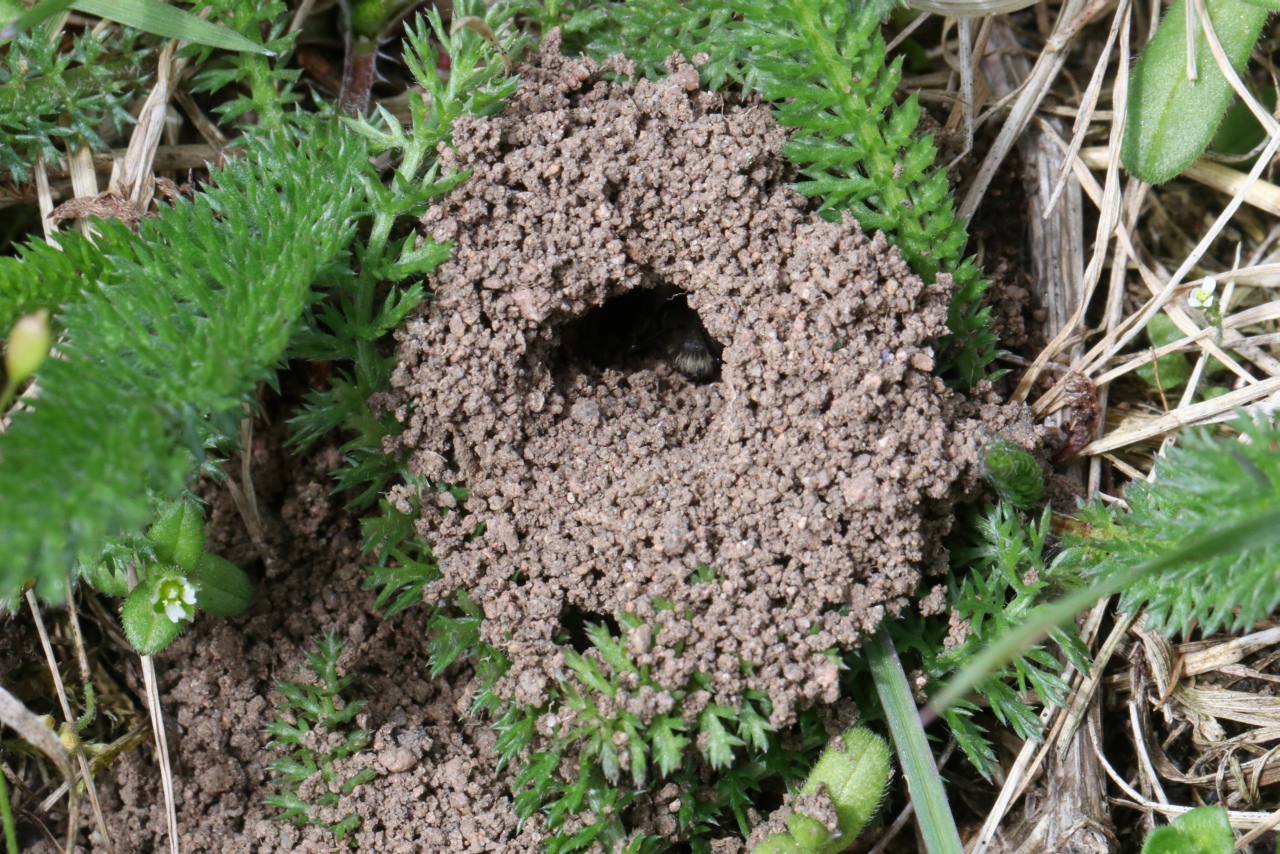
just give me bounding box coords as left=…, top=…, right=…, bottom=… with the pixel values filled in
left=387, top=36, right=1028, bottom=726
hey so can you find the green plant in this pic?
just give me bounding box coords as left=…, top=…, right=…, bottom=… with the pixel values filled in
left=427, top=603, right=830, bottom=853
left=525, top=0, right=997, bottom=386
left=1135, top=311, right=1231, bottom=399
left=889, top=504, right=1088, bottom=778
left=1140, top=806, right=1233, bottom=854
left=0, top=761, right=14, bottom=854
left=1137, top=313, right=1194, bottom=392
left=980, top=437, right=1045, bottom=510
left=0, top=116, right=368, bottom=608
left=288, top=2, right=522, bottom=593
left=1, top=0, right=274, bottom=51
left=263, top=632, right=375, bottom=845
left=0, top=25, right=147, bottom=182
left=750, top=728, right=891, bottom=854
left=1123, top=0, right=1272, bottom=184
left=1058, top=414, right=1280, bottom=635
left=80, top=498, right=253, bottom=654
left=186, top=0, right=301, bottom=129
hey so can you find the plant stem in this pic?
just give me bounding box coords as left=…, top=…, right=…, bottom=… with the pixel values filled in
left=246, top=54, right=284, bottom=130
left=0, top=766, right=16, bottom=854
left=867, top=627, right=963, bottom=854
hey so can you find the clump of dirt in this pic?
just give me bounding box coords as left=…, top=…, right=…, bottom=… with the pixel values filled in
left=386, top=36, right=1031, bottom=726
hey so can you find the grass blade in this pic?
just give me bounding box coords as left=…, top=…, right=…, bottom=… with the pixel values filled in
left=71, top=0, right=272, bottom=53
left=868, top=628, right=964, bottom=854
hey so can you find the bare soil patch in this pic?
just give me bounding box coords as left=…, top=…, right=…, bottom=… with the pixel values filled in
left=386, top=39, right=1034, bottom=727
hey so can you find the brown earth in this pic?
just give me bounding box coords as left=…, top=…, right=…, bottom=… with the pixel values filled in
left=36, top=426, right=547, bottom=853
left=385, top=36, right=1035, bottom=729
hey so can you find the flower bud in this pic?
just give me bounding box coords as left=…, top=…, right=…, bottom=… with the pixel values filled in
left=5, top=310, right=52, bottom=385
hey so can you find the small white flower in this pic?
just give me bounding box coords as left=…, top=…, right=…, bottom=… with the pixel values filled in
left=152, top=576, right=198, bottom=624
left=1189, top=276, right=1217, bottom=309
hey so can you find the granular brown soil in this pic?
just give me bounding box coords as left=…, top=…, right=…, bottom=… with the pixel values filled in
left=385, top=37, right=1033, bottom=727
left=41, top=427, right=548, bottom=853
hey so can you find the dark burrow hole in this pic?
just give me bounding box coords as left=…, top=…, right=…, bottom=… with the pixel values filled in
left=558, top=604, right=621, bottom=652
left=557, top=285, right=725, bottom=382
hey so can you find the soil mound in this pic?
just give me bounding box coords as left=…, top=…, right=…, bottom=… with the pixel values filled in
left=387, top=37, right=1021, bottom=725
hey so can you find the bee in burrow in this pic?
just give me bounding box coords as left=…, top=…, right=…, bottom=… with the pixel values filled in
left=630, top=286, right=725, bottom=381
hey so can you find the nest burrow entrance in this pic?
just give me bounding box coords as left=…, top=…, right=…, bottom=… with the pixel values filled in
left=557, top=284, right=725, bottom=382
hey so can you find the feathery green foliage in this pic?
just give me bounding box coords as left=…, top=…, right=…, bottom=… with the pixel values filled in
left=427, top=602, right=829, bottom=853
left=185, top=0, right=300, bottom=129
left=288, top=4, right=522, bottom=624
left=0, top=117, right=367, bottom=606
left=528, top=0, right=997, bottom=386
left=0, top=231, right=107, bottom=333
left=885, top=505, right=1088, bottom=778
left=542, top=0, right=743, bottom=89
left=1058, top=415, right=1280, bottom=636
left=264, top=632, right=374, bottom=845
left=0, top=27, right=148, bottom=182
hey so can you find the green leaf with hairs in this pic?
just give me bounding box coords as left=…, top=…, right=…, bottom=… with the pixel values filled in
left=1123, top=0, right=1268, bottom=183
left=1141, top=806, right=1233, bottom=854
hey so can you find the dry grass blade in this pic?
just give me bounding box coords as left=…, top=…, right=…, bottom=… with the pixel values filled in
left=1121, top=620, right=1280, bottom=828
left=17, top=595, right=81, bottom=854
left=1080, top=148, right=1280, bottom=217
left=62, top=581, right=115, bottom=853
left=0, top=686, right=75, bottom=788
left=1043, top=0, right=1128, bottom=215
left=959, top=0, right=1111, bottom=220
left=140, top=654, right=180, bottom=854
left=1183, top=627, right=1280, bottom=677
left=1010, top=9, right=1129, bottom=404
left=24, top=589, right=113, bottom=853
left=1193, top=0, right=1280, bottom=135
left=67, top=141, right=99, bottom=240
left=907, top=0, right=1041, bottom=14
left=1081, top=374, right=1280, bottom=454
left=981, top=22, right=1085, bottom=346
left=1235, top=806, right=1280, bottom=847
left=1091, top=293, right=1280, bottom=386
left=125, top=566, right=181, bottom=854
left=114, top=40, right=185, bottom=212
left=0, top=144, right=223, bottom=188
left=33, top=154, right=57, bottom=243
left=967, top=600, right=1116, bottom=854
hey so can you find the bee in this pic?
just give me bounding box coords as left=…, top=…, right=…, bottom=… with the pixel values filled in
left=631, top=286, right=724, bottom=381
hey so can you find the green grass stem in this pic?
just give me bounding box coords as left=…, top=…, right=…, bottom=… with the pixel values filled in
left=867, top=627, right=963, bottom=854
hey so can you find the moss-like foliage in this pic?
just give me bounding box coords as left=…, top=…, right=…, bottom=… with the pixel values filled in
left=981, top=437, right=1044, bottom=510
left=264, top=633, right=375, bottom=845
left=428, top=602, right=830, bottom=852
left=0, top=27, right=148, bottom=182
